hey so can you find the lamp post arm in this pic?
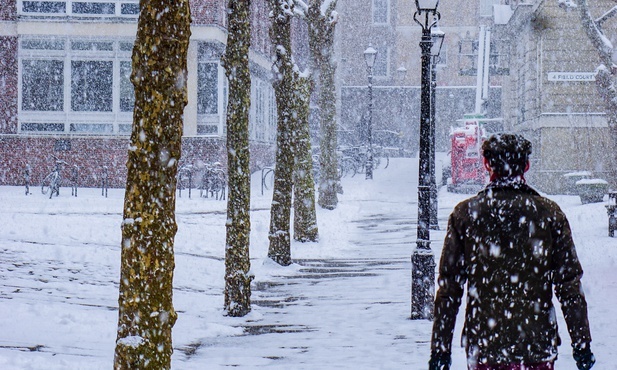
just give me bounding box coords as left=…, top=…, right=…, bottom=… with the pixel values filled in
left=413, top=11, right=440, bottom=32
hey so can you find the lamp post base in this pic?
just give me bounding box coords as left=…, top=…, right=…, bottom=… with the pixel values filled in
left=410, top=245, right=436, bottom=320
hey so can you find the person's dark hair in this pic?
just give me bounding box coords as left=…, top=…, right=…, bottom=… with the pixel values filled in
left=481, top=133, right=532, bottom=177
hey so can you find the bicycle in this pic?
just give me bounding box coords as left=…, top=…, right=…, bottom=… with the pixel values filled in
left=177, top=164, right=194, bottom=198
left=199, top=162, right=226, bottom=200
left=41, top=156, right=68, bottom=199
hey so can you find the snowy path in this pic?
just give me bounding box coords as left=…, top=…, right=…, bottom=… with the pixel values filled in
left=1, top=158, right=616, bottom=369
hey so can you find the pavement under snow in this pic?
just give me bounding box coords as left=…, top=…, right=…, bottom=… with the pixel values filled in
left=0, top=157, right=616, bottom=369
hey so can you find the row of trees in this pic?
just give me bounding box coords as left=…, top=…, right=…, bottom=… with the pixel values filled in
left=113, top=0, right=340, bottom=368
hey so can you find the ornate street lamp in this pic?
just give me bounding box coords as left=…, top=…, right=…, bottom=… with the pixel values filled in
left=411, top=0, right=440, bottom=320
left=364, top=45, right=378, bottom=180
left=429, top=25, right=444, bottom=231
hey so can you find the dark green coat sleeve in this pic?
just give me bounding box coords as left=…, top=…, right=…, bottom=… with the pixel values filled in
left=551, top=210, right=592, bottom=348
left=431, top=210, right=467, bottom=354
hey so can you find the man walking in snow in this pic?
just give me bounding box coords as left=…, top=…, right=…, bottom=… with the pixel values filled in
left=428, top=133, right=595, bottom=370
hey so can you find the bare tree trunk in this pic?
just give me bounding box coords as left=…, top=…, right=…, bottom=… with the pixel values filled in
left=222, top=0, right=253, bottom=317
left=293, top=76, right=319, bottom=242
left=308, top=0, right=340, bottom=210
left=575, top=0, right=617, bottom=186
left=268, top=0, right=296, bottom=266
left=114, top=1, right=190, bottom=368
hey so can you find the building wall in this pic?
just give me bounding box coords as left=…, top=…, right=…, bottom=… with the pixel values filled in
left=0, top=36, right=17, bottom=133
left=190, top=0, right=226, bottom=26
left=499, top=0, right=616, bottom=193
left=0, top=0, right=280, bottom=187
left=0, top=1, right=16, bottom=21
left=0, top=135, right=273, bottom=188
left=336, top=0, right=504, bottom=155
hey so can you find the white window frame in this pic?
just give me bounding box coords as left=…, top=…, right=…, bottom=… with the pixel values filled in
left=18, top=36, right=134, bottom=135
left=196, top=45, right=224, bottom=137
left=17, top=0, right=140, bottom=18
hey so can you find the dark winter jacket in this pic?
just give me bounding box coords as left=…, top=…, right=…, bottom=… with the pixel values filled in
left=431, top=181, right=592, bottom=366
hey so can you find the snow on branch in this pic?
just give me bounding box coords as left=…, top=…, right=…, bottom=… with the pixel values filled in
left=595, top=6, right=617, bottom=28
left=574, top=0, right=614, bottom=68
left=558, top=0, right=577, bottom=9
left=321, top=0, right=337, bottom=17
left=293, top=0, right=308, bottom=18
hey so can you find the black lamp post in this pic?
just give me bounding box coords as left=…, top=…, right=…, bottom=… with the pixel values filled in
left=429, top=25, right=444, bottom=231
left=411, top=0, right=440, bottom=321
left=364, top=45, right=377, bottom=180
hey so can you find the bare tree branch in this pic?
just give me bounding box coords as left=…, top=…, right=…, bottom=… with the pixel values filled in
left=595, top=5, right=617, bottom=28
left=575, top=0, right=614, bottom=68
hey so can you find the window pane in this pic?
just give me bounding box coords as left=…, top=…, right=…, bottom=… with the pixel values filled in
left=373, top=0, right=388, bottom=24
left=120, top=3, right=140, bottom=15
left=21, top=123, right=64, bottom=132
left=197, top=125, right=218, bottom=135
left=70, top=123, right=113, bottom=133
left=21, top=39, right=65, bottom=50
left=198, top=63, right=218, bottom=115
left=22, top=59, right=64, bottom=111
left=120, top=61, right=135, bottom=112
left=118, top=124, right=132, bottom=134
left=22, top=1, right=66, bottom=13
left=71, top=61, right=113, bottom=112
left=72, top=2, right=115, bottom=15
left=71, top=41, right=114, bottom=51
left=119, top=42, right=134, bottom=52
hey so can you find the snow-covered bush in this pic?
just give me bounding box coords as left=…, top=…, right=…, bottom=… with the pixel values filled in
left=576, top=178, right=609, bottom=204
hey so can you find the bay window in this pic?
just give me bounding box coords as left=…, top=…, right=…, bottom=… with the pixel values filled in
left=19, top=37, right=134, bottom=134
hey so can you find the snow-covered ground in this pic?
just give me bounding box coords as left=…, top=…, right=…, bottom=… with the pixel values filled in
left=0, top=157, right=616, bottom=369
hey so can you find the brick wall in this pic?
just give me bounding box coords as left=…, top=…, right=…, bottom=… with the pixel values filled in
left=251, top=0, right=271, bottom=58
left=0, top=1, right=16, bottom=21
left=190, top=0, right=226, bottom=26
left=0, top=37, right=18, bottom=134
left=0, top=135, right=274, bottom=189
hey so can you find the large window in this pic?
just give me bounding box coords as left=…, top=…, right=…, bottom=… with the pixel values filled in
left=197, top=62, right=220, bottom=136
left=373, top=0, right=389, bottom=24
left=373, top=47, right=389, bottom=77
left=198, top=63, right=218, bottom=115
left=18, top=0, right=139, bottom=18
left=71, top=60, right=113, bottom=112
left=19, top=37, right=134, bottom=134
left=22, top=60, right=64, bottom=111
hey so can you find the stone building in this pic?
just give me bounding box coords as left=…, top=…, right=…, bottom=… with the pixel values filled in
left=0, top=0, right=281, bottom=188
left=496, top=0, right=617, bottom=193
left=334, top=0, right=505, bottom=155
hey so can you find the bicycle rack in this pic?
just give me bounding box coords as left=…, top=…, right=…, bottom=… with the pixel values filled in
left=177, top=165, right=193, bottom=199
left=261, top=167, right=274, bottom=195
left=101, top=166, right=108, bottom=198
left=70, top=165, right=78, bottom=197
left=24, top=163, right=31, bottom=196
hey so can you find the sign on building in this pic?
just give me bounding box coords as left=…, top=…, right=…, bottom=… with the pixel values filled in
left=547, top=72, right=596, bottom=82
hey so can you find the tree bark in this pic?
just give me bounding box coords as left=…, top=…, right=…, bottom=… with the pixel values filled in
left=293, top=76, right=319, bottom=242
left=268, top=0, right=296, bottom=266
left=308, top=0, right=340, bottom=210
left=114, top=1, right=191, bottom=368
left=222, top=0, right=253, bottom=317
